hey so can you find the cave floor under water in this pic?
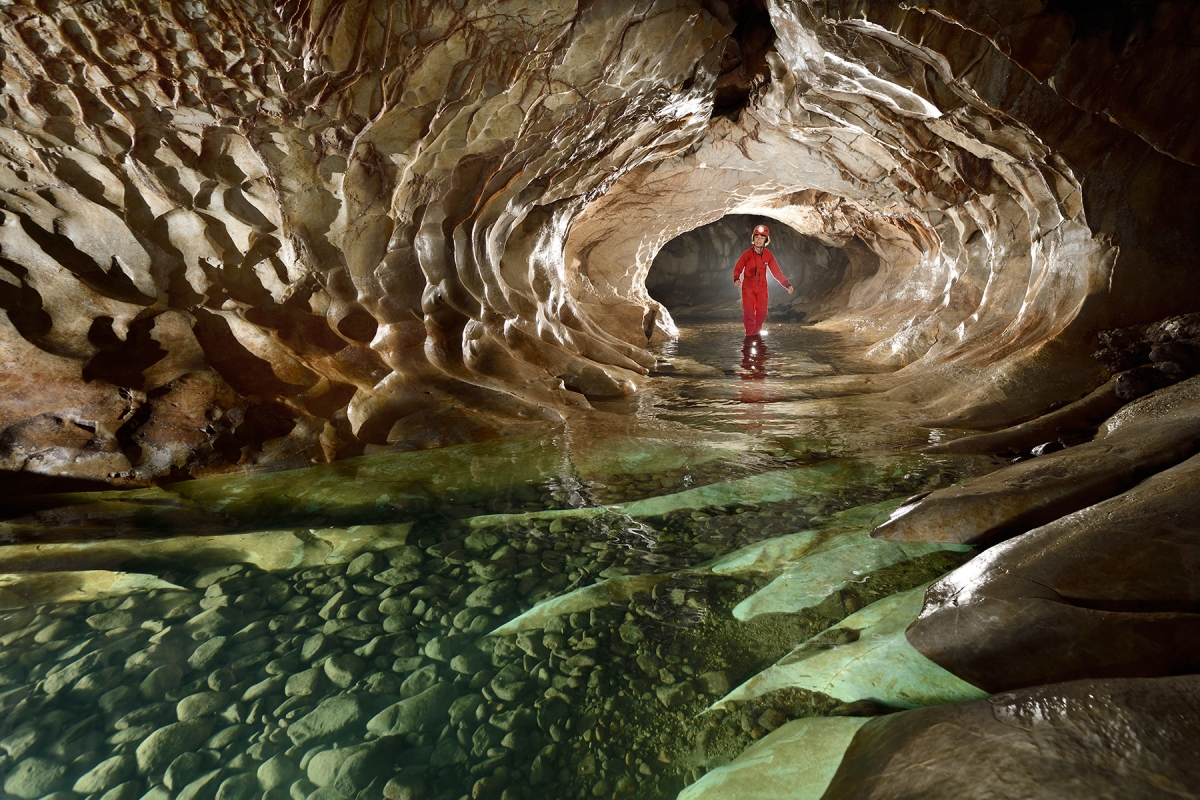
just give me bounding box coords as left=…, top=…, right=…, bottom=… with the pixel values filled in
left=0, top=322, right=1006, bottom=800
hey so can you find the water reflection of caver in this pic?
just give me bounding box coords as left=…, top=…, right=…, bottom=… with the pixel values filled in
left=737, top=335, right=770, bottom=420
left=740, top=335, right=769, bottom=380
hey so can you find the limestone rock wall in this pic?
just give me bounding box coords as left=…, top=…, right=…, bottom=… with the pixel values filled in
left=1, top=0, right=1198, bottom=485
left=0, top=0, right=731, bottom=483
left=567, top=0, right=1200, bottom=425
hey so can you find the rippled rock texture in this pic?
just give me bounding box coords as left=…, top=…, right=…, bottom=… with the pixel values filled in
left=1, top=0, right=1196, bottom=485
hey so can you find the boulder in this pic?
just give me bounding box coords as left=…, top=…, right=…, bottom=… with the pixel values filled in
left=820, top=675, right=1200, bottom=800
left=908, top=452, right=1200, bottom=692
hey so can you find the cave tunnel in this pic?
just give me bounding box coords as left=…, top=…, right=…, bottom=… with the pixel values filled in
left=1, top=1, right=1199, bottom=799
left=646, top=214, right=856, bottom=325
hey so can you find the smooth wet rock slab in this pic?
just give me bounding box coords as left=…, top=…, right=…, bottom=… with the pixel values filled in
left=908, top=451, right=1200, bottom=692
left=0, top=571, right=184, bottom=610
left=875, top=375, right=1200, bottom=545
left=925, top=375, right=1124, bottom=455
left=716, top=586, right=985, bottom=711
left=492, top=573, right=669, bottom=635
left=721, top=500, right=971, bottom=620
left=819, top=675, right=1200, bottom=800
left=679, top=717, right=870, bottom=800
left=0, top=525, right=413, bottom=580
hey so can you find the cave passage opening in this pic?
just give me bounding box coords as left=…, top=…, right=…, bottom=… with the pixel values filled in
left=645, top=213, right=854, bottom=328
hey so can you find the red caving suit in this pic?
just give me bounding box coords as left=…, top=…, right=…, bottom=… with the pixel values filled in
left=733, top=246, right=792, bottom=336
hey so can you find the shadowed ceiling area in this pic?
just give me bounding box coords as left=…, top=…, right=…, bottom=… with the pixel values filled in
left=0, top=0, right=1196, bottom=477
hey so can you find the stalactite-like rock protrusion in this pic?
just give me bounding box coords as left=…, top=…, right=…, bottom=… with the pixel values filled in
left=0, top=0, right=727, bottom=483
left=1, top=0, right=1198, bottom=485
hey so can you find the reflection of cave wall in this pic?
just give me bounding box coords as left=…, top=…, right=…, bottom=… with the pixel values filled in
left=646, top=215, right=861, bottom=321
left=0, top=0, right=1197, bottom=486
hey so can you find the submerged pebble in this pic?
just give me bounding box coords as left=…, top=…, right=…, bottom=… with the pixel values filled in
left=0, top=456, right=982, bottom=800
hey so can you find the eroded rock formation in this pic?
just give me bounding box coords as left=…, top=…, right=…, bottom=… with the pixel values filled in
left=1, top=0, right=1198, bottom=492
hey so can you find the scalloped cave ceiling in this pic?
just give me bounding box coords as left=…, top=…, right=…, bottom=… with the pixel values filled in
left=0, top=0, right=1197, bottom=487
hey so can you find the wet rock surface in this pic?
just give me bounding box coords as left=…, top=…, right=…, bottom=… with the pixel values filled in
left=8, top=313, right=1200, bottom=798
left=923, top=375, right=1125, bottom=458
left=907, top=451, right=1200, bottom=692
left=0, top=1, right=1198, bottom=795
left=819, top=675, right=1200, bottom=800
left=0, top=0, right=1196, bottom=484
left=873, top=374, right=1200, bottom=545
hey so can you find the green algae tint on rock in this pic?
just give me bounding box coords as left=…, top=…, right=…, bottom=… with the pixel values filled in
left=715, top=586, right=987, bottom=711
left=711, top=499, right=975, bottom=620
left=678, top=717, right=871, bottom=800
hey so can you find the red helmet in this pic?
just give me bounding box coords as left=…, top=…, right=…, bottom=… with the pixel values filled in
left=752, top=224, right=770, bottom=241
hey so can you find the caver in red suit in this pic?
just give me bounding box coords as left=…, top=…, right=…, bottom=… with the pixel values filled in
left=733, top=225, right=792, bottom=335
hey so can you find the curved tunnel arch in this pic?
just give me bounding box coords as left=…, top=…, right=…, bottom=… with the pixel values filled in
left=642, top=212, right=862, bottom=327
left=0, top=0, right=1195, bottom=483
left=548, top=0, right=1143, bottom=435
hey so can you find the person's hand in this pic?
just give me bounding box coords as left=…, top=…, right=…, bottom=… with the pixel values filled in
left=786, top=285, right=794, bottom=294
left=734, top=280, right=742, bottom=288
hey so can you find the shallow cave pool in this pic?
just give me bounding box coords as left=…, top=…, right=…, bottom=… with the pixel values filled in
left=0, top=323, right=1005, bottom=800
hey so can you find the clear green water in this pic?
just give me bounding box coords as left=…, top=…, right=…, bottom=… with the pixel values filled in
left=0, top=322, right=1001, bottom=800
